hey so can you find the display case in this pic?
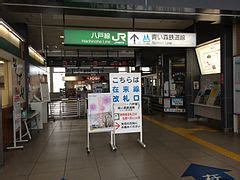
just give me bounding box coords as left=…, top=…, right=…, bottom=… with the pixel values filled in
left=191, top=76, right=221, bottom=120
left=191, top=39, right=221, bottom=121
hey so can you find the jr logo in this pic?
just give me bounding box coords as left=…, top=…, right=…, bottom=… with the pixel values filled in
left=112, top=33, right=126, bottom=42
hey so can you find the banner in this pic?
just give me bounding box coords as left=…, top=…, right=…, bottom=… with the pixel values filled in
left=40, top=83, right=50, bottom=102
left=13, top=95, right=21, bottom=130
left=110, top=73, right=142, bottom=134
left=87, top=93, right=114, bottom=133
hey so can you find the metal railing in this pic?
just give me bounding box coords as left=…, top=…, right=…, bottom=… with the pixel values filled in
left=49, top=99, right=87, bottom=120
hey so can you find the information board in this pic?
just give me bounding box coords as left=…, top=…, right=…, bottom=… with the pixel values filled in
left=110, top=73, right=142, bottom=134
left=64, top=30, right=127, bottom=46
left=64, top=29, right=196, bottom=48
left=88, top=93, right=114, bottom=133
left=172, top=98, right=184, bottom=106
left=128, top=32, right=196, bottom=47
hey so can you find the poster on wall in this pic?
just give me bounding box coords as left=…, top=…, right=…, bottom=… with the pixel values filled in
left=87, top=93, right=114, bottom=133
left=92, top=83, right=103, bottom=93
left=40, top=83, right=50, bottom=102
left=110, top=73, right=142, bottom=134
left=196, top=38, right=221, bottom=75
left=13, top=95, right=21, bottom=130
left=164, top=98, right=171, bottom=108
left=172, top=98, right=184, bottom=106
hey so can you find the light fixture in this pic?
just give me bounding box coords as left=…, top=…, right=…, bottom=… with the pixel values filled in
left=64, top=76, right=78, bottom=81
left=60, top=35, right=64, bottom=39
left=141, top=67, right=150, bottom=72
left=0, top=61, right=4, bottom=64
left=118, top=67, right=127, bottom=72
left=0, top=18, right=24, bottom=42
left=29, top=46, right=45, bottom=65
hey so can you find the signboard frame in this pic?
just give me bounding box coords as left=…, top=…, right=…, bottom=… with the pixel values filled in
left=64, top=29, right=196, bottom=48
left=40, top=83, right=50, bottom=102
left=128, top=32, right=196, bottom=47
left=7, top=94, right=28, bottom=150
left=195, top=38, right=221, bottom=75
left=110, top=73, right=146, bottom=148
left=87, top=93, right=116, bottom=152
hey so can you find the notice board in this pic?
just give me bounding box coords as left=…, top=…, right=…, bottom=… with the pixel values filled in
left=110, top=73, right=142, bottom=134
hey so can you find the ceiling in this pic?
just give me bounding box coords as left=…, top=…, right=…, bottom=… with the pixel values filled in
left=1, top=2, right=238, bottom=55
left=0, top=11, right=195, bottom=52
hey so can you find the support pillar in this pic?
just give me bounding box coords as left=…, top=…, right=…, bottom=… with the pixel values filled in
left=221, top=24, right=233, bottom=132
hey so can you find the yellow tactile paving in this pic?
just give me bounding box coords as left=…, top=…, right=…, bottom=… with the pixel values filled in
left=144, top=115, right=240, bottom=162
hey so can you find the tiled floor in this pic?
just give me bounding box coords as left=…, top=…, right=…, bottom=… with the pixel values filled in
left=1, top=114, right=240, bottom=179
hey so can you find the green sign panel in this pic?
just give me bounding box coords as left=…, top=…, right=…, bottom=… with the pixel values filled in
left=64, top=30, right=128, bottom=46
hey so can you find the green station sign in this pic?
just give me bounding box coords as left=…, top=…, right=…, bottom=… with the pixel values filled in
left=64, top=30, right=128, bottom=46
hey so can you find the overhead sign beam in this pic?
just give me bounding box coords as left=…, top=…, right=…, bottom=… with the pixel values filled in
left=64, top=29, right=196, bottom=47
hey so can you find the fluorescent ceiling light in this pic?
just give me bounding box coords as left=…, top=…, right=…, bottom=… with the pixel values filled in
left=141, top=67, right=150, bottom=72
left=118, top=67, right=127, bottom=72
left=64, top=76, right=78, bottom=81
left=0, top=19, right=24, bottom=42
left=29, top=46, right=45, bottom=64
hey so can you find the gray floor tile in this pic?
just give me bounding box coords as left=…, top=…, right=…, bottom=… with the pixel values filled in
left=66, top=157, right=97, bottom=170
left=138, top=173, right=176, bottom=180
left=98, top=164, right=136, bottom=180
left=65, top=168, right=100, bottom=180
left=0, top=162, right=34, bottom=176
left=0, top=175, right=28, bottom=180
left=122, top=151, right=154, bottom=163
left=31, top=160, right=65, bottom=174
left=130, top=161, right=169, bottom=177
left=28, top=171, right=64, bottom=180
left=159, top=158, right=190, bottom=178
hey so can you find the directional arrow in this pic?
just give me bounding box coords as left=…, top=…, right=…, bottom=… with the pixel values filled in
left=130, top=34, right=139, bottom=44
left=182, top=163, right=234, bottom=180
left=115, top=122, right=120, bottom=130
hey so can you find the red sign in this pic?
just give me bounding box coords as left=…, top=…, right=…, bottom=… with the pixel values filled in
left=86, top=76, right=100, bottom=81
left=115, top=122, right=120, bottom=130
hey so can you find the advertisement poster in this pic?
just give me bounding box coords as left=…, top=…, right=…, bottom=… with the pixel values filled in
left=40, top=83, right=50, bottom=102
left=110, top=73, right=142, bottom=134
left=164, top=98, right=171, bottom=108
left=88, top=93, right=114, bottom=133
left=92, top=83, right=103, bottom=93
left=196, top=39, right=221, bottom=75
left=13, top=95, right=21, bottom=130
left=172, top=98, right=184, bottom=106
